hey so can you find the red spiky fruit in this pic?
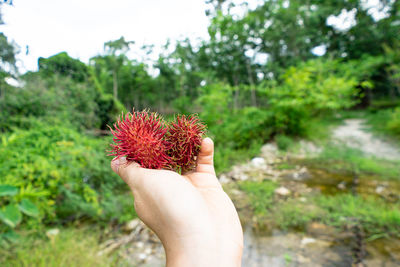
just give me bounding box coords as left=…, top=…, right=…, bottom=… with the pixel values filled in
left=167, top=114, right=206, bottom=173
left=109, top=110, right=174, bottom=169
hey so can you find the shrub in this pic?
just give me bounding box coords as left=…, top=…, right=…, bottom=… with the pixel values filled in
left=387, top=107, right=400, bottom=137
left=0, top=123, right=131, bottom=226
left=0, top=75, right=124, bottom=132
left=275, top=135, right=294, bottom=151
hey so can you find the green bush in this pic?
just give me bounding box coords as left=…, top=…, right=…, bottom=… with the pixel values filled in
left=260, top=58, right=362, bottom=136
left=209, top=107, right=274, bottom=149
left=0, top=123, right=132, bottom=226
left=387, top=107, right=400, bottom=137
left=0, top=185, right=39, bottom=234
left=0, top=75, right=124, bottom=132
left=275, top=135, right=294, bottom=151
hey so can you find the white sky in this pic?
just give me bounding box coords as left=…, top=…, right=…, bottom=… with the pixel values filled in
left=0, top=0, right=389, bottom=73
left=0, top=0, right=210, bottom=72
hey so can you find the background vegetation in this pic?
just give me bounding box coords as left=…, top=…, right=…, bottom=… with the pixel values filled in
left=1, top=0, right=400, bottom=265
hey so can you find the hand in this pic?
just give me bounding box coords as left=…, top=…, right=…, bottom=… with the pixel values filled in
left=111, top=138, right=243, bottom=267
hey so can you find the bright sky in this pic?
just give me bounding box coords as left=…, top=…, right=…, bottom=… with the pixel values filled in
left=0, top=0, right=211, bottom=72
left=0, top=0, right=388, bottom=73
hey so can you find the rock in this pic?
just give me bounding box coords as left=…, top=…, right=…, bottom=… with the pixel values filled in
left=275, top=186, right=291, bottom=196
left=299, top=197, right=307, bottom=202
left=297, top=254, right=311, bottom=263
left=284, top=167, right=309, bottom=181
left=261, top=143, right=278, bottom=157
left=138, top=253, right=147, bottom=261
left=124, top=219, right=140, bottom=232
left=46, top=228, right=60, bottom=240
left=375, top=185, right=385, bottom=194
left=308, top=222, right=328, bottom=232
left=307, top=222, right=336, bottom=238
left=337, top=181, right=346, bottom=190
left=298, top=140, right=322, bottom=155
left=250, top=157, right=266, bottom=168
left=298, top=166, right=309, bottom=176
left=301, top=237, right=316, bottom=246
left=218, top=174, right=231, bottom=184
left=233, top=173, right=248, bottom=181
left=144, top=247, right=152, bottom=255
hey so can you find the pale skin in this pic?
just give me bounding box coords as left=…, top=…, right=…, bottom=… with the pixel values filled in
left=111, top=137, right=243, bottom=267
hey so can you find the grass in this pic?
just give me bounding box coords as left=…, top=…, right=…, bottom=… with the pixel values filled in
left=276, top=162, right=296, bottom=170
left=302, top=114, right=343, bottom=143
left=364, top=108, right=400, bottom=142
left=316, top=194, right=400, bottom=236
left=238, top=180, right=277, bottom=215
left=239, top=181, right=400, bottom=237
left=0, top=227, right=118, bottom=267
left=273, top=199, right=319, bottom=230
left=305, top=145, right=400, bottom=179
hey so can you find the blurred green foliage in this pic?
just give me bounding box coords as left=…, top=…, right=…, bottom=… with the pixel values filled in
left=238, top=180, right=277, bottom=215
left=275, top=135, right=294, bottom=151
left=0, top=227, right=114, bottom=267
left=240, top=181, right=400, bottom=237
left=387, top=107, right=400, bottom=137
left=0, top=123, right=133, bottom=230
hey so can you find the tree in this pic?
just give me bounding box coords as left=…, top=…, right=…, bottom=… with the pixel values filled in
left=0, top=7, right=18, bottom=99
left=103, top=37, right=134, bottom=100
left=38, top=52, right=89, bottom=82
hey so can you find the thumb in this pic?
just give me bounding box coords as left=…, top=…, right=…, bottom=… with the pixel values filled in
left=195, top=137, right=216, bottom=176
left=111, top=157, right=141, bottom=187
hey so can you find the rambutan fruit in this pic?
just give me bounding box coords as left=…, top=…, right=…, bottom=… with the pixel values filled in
left=109, top=110, right=174, bottom=169
left=166, top=114, right=206, bottom=173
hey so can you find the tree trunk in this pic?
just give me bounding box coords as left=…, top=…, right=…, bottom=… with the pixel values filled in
left=246, top=59, right=257, bottom=107
left=134, top=88, right=140, bottom=110
left=113, top=70, right=118, bottom=100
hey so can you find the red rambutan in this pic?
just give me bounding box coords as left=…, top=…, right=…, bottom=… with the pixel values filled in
left=109, top=110, right=174, bottom=169
left=166, top=114, right=206, bottom=173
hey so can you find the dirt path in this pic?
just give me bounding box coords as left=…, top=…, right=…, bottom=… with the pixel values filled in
left=332, top=119, right=400, bottom=160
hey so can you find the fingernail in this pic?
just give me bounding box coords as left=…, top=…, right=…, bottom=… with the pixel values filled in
left=112, top=157, right=127, bottom=174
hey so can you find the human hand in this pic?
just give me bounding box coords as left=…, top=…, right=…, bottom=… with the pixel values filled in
left=111, top=138, right=243, bottom=267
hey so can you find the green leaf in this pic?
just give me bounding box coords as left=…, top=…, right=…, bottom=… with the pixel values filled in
left=0, top=185, right=18, bottom=197
left=0, top=205, right=22, bottom=228
left=2, top=230, right=19, bottom=243
left=18, top=199, right=39, bottom=218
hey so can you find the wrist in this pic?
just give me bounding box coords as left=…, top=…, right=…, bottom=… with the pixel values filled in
left=163, top=233, right=219, bottom=267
